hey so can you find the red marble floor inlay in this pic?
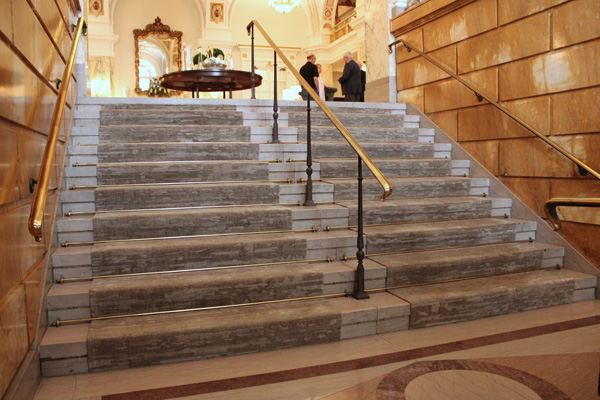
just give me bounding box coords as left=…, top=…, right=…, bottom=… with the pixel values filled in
left=101, top=314, right=600, bottom=400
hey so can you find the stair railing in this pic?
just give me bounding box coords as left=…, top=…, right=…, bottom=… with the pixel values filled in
left=388, top=37, right=600, bottom=231
left=28, top=17, right=87, bottom=242
left=248, top=20, right=393, bottom=299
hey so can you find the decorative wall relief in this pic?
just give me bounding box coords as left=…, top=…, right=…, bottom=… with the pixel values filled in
left=210, top=3, right=224, bottom=24
left=89, top=0, right=104, bottom=16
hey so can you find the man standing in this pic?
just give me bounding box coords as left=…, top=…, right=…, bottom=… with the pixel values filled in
left=299, top=54, right=319, bottom=100
left=338, top=52, right=361, bottom=102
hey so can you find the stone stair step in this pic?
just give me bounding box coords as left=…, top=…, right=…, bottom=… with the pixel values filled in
left=97, top=142, right=261, bottom=163
left=371, top=242, right=564, bottom=287
left=297, top=126, right=419, bottom=142
left=332, top=176, right=475, bottom=200
left=101, top=104, right=238, bottom=111
left=96, top=161, right=271, bottom=185
left=84, top=293, right=409, bottom=372
left=390, top=269, right=597, bottom=329
left=99, top=109, right=244, bottom=125
left=92, top=205, right=296, bottom=240
left=318, top=159, right=452, bottom=179
left=348, top=196, right=502, bottom=225
left=364, top=218, right=536, bottom=255
left=312, top=142, right=434, bottom=159
left=279, top=104, right=405, bottom=114
left=99, top=125, right=252, bottom=143
left=288, top=112, right=405, bottom=127
left=94, top=182, right=283, bottom=211
left=87, top=260, right=384, bottom=317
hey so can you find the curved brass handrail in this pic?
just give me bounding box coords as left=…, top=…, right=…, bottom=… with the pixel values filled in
left=28, top=17, right=87, bottom=241
left=388, top=38, right=600, bottom=182
left=251, top=20, right=392, bottom=200
left=544, top=198, right=600, bottom=231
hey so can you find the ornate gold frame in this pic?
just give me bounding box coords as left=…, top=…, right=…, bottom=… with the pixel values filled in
left=134, top=17, right=182, bottom=95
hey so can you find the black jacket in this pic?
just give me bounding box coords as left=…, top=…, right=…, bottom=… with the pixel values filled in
left=338, top=59, right=361, bottom=95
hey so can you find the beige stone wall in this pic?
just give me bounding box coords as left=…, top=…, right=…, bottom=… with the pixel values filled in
left=391, top=0, right=600, bottom=267
left=0, top=0, right=78, bottom=397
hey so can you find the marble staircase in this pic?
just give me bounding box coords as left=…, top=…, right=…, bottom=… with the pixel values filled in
left=39, top=99, right=597, bottom=377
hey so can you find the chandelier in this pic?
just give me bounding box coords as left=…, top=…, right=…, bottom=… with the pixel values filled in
left=269, top=0, right=300, bottom=14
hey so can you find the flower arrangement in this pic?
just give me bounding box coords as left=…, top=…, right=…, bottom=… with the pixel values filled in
left=148, top=77, right=167, bottom=96
left=193, top=46, right=225, bottom=65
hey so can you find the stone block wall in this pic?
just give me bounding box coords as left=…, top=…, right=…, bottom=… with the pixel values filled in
left=390, top=0, right=600, bottom=267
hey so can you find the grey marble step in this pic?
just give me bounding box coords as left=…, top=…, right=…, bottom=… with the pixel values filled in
left=288, top=112, right=405, bottom=128
left=96, top=161, right=271, bottom=185
left=87, top=260, right=380, bottom=317
left=318, top=159, right=452, bottom=179
left=99, top=109, right=244, bottom=125
left=344, top=196, right=502, bottom=226
left=371, top=242, right=564, bottom=287
left=297, top=126, right=419, bottom=142
left=101, top=104, right=237, bottom=111
left=82, top=293, right=408, bottom=372
left=94, top=182, right=282, bottom=211
left=363, top=218, right=536, bottom=255
left=331, top=176, right=475, bottom=201
left=279, top=106, right=403, bottom=114
left=92, top=205, right=295, bottom=240
left=312, top=142, right=434, bottom=159
left=390, top=269, right=597, bottom=329
left=98, top=125, right=252, bottom=143
left=97, top=142, right=260, bottom=163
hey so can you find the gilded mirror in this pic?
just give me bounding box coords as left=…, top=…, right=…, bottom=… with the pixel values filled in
left=134, top=17, right=182, bottom=95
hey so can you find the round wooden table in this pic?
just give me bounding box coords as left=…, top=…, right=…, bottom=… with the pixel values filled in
left=160, top=69, right=263, bottom=98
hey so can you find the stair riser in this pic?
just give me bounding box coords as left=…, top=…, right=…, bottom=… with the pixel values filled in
left=99, top=112, right=244, bottom=126
left=333, top=180, right=472, bottom=200
left=288, top=114, right=405, bottom=127
left=320, top=160, right=452, bottom=179
left=95, top=184, right=281, bottom=211
left=93, top=209, right=294, bottom=240
left=312, top=143, right=434, bottom=159
left=297, top=127, right=419, bottom=142
left=99, top=126, right=252, bottom=143
left=98, top=143, right=260, bottom=163
left=96, top=163, right=270, bottom=185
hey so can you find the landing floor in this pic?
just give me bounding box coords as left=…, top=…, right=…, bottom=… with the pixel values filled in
left=35, top=300, right=600, bottom=400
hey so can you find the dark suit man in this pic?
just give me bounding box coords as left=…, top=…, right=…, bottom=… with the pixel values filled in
left=338, top=52, right=361, bottom=102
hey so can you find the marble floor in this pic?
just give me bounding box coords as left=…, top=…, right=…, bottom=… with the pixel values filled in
left=35, top=300, right=600, bottom=400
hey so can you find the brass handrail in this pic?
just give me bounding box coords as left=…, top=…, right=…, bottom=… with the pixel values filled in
left=388, top=38, right=600, bottom=182
left=28, top=17, right=87, bottom=241
left=544, top=198, right=600, bottom=231
left=251, top=20, right=392, bottom=200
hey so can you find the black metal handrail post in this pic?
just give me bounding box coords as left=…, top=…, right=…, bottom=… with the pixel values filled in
left=246, top=22, right=256, bottom=99
left=272, top=51, right=280, bottom=143
left=351, top=156, right=369, bottom=299
left=304, top=95, right=315, bottom=206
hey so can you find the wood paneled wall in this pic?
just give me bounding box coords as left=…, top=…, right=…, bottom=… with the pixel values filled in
left=0, top=0, right=79, bottom=397
left=391, top=0, right=600, bottom=267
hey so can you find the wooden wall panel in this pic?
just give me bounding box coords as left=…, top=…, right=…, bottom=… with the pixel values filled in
left=429, top=110, right=458, bottom=140
left=13, top=0, right=44, bottom=73
left=0, top=286, right=29, bottom=397
left=499, top=41, right=600, bottom=101
left=551, top=133, right=600, bottom=172
left=396, top=45, right=455, bottom=90
left=37, top=0, right=67, bottom=50
left=498, top=0, right=553, bottom=25
left=552, top=87, right=600, bottom=135
left=457, top=12, right=550, bottom=74
left=397, top=86, right=424, bottom=111
left=423, top=0, right=497, bottom=52
left=23, top=260, right=46, bottom=345
left=499, top=177, right=551, bottom=215
left=558, top=222, right=600, bottom=268
left=425, top=68, right=496, bottom=113
left=395, top=29, right=423, bottom=63
left=499, top=137, right=579, bottom=178
left=552, top=0, right=600, bottom=49
left=0, top=123, right=20, bottom=206
left=502, top=96, right=551, bottom=136
left=17, top=131, right=48, bottom=200
left=0, top=0, right=13, bottom=38
left=462, top=140, right=499, bottom=174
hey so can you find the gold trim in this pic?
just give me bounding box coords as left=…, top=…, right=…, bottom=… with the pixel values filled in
left=544, top=198, right=600, bottom=231
left=134, top=17, right=182, bottom=96
left=251, top=20, right=393, bottom=201
left=28, top=18, right=86, bottom=241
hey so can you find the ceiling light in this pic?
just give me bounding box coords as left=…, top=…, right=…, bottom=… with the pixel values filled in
left=269, top=0, right=300, bottom=14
